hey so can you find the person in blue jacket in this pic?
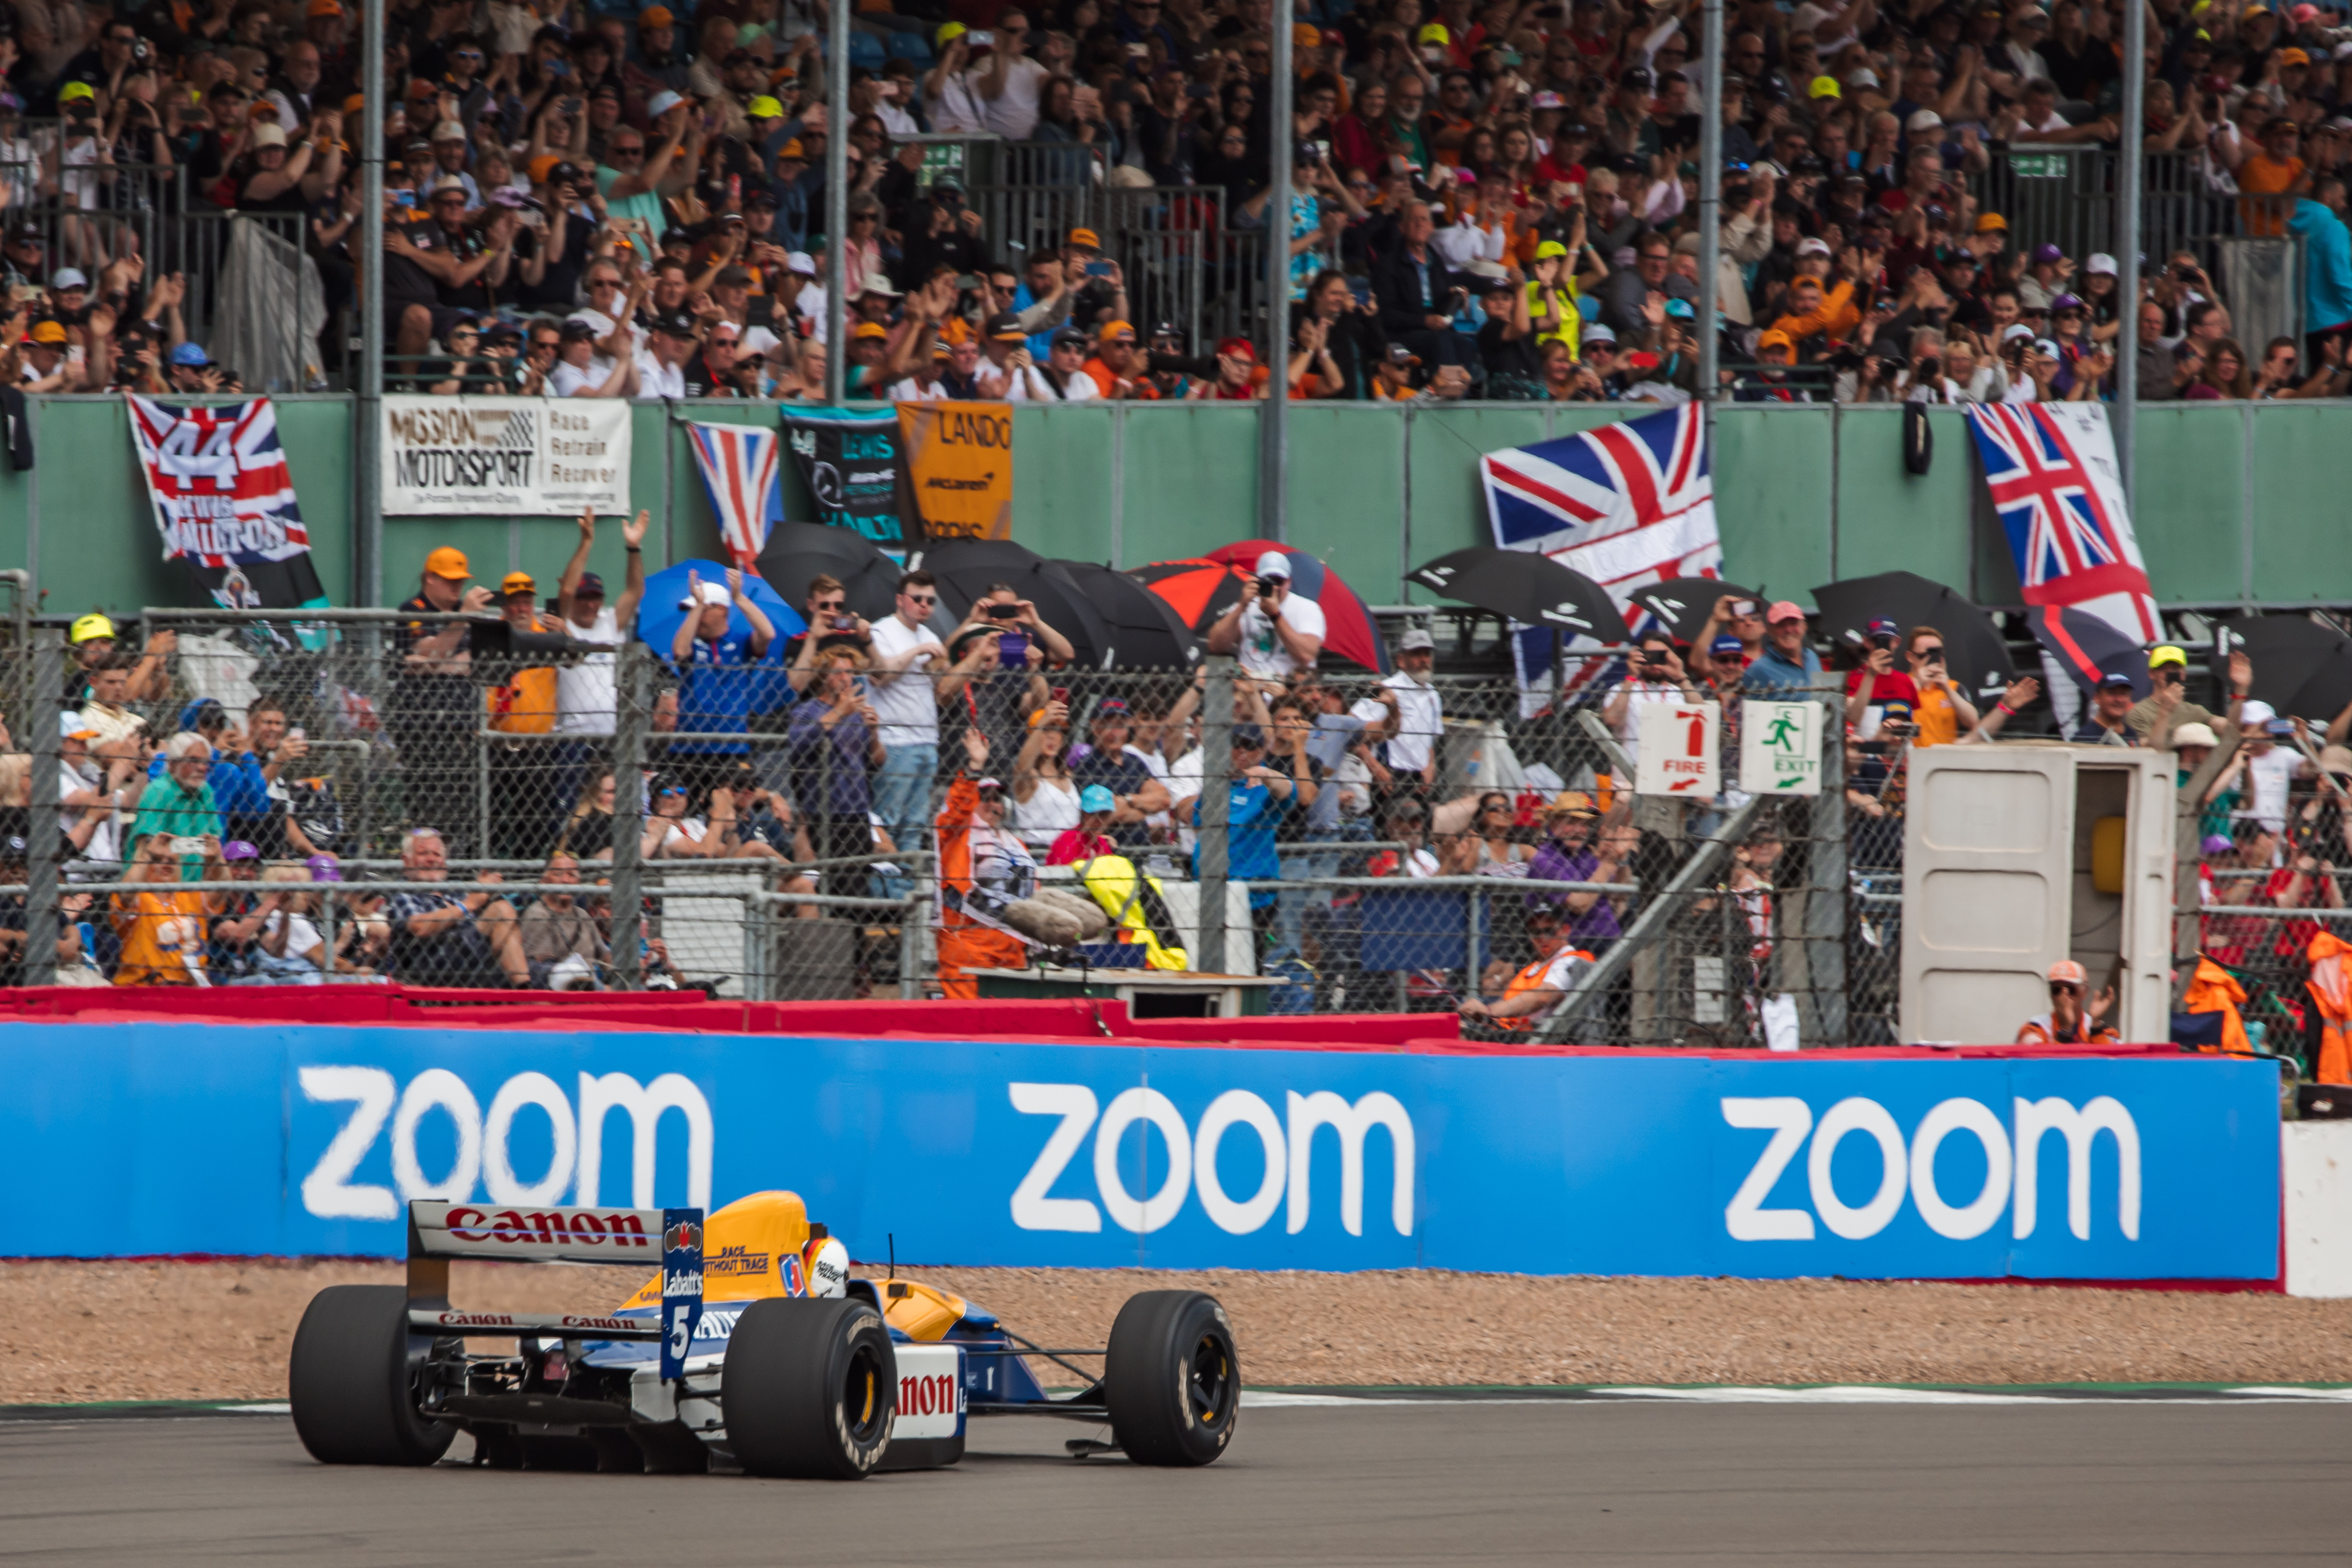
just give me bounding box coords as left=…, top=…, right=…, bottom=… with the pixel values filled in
left=2290, top=177, right=2352, bottom=365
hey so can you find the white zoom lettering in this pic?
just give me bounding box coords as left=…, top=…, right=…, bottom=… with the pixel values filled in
left=298, top=1065, right=399, bottom=1220
left=1008, top=1083, right=1102, bottom=1232
left=1720, top=1095, right=2142, bottom=1244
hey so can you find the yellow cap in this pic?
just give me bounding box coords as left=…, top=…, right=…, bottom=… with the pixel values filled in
left=934, top=20, right=966, bottom=46
left=1533, top=239, right=1571, bottom=259
left=424, top=546, right=471, bottom=580
left=747, top=94, right=784, bottom=118
left=1808, top=74, right=1842, bottom=98
left=2148, top=643, right=2189, bottom=670
left=500, top=571, right=537, bottom=596
left=1417, top=22, right=1451, bottom=42
left=58, top=81, right=95, bottom=103
left=69, top=612, right=117, bottom=645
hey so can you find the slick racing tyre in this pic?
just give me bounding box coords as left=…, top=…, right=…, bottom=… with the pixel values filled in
left=724, top=1297, right=896, bottom=1479
left=1105, top=1290, right=1239, bottom=1466
left=288, top=1285, right=459, bottom=1466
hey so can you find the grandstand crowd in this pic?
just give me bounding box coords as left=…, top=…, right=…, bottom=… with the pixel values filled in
left=0, top=0, right=2344, bottom=398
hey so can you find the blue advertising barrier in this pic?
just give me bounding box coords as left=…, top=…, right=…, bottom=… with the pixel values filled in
left=0, top=1024, right=2281, bottom=1279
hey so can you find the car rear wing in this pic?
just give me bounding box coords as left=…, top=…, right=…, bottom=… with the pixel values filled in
left=405, top=1200, right=706, bottom=1378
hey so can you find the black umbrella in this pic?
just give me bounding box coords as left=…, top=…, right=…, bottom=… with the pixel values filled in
left=1811, top=571, right=2014, bottom=704
left=754, top=521, right=904, bottom=624
left=1407, top=546, right=1630, bottom=643
left=913, top=537, right=1115, bottom=670
left=1052, top=559, right=1199, bottom=670
left=2220, top=614, right=2352, bottom=710
left=2026, top=604, right=2149, bottom=698
left=1624, top=577, right=1763, bottom=646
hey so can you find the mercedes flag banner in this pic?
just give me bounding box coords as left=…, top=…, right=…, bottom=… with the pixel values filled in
left=126, top=393, right=330, bottom=609
left=382, top=394, right=630, bottom=514
left=781, top=405, right=920, bottom=547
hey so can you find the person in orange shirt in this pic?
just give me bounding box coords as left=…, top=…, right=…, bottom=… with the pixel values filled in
left=1769, top=263, right=1862, bottom=351
left=2017, top=959, right=2119, bottom=1045
left=1902, top=626, right=1978, bottom=746
left=2232, top=116, right=2310, bottom=237
left=1080, top=320, right=1158, bottom=399
left=112, top=831, right=224, bottom=986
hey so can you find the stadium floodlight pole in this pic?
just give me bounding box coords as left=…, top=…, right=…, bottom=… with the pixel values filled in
left=356, top=0, right=385, bottom=606
left=2114, top=0, right=2146, bottom=508
left=823, top=0, right=851, bottom=405
left=1696, top=0, right=1723, bottom=416
left=1259, top=15, right=1294, bottom=542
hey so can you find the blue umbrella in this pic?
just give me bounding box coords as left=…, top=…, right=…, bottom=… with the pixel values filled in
left=633, top=557, right=807, bottom=658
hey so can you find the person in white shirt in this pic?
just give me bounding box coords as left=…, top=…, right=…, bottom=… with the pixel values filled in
left=867, top=569, right=973, bottom=854
left=1356, top=627, right=1444, bottom=785
left=553, top=505, right=650, bottom=739
left=633, top=310, right=695, bottom=399
left=2235, top=701, right=2310, bottom=834
left=551, top=317, right=636, bottom=397
left=1031, top=329, right=1101, bottom=400
left=1602, top=633, right=1698, bottom=786
left=1208, top=550, right=1326, bottom=683
left=970, top=10, right=1050, bottom=139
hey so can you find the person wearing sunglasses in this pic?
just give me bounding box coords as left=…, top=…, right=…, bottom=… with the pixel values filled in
left=2015, top=959, right=2117, bottom=1045
left=867, top=568, right=960, bottom=856
left=1902, top=625, right=1977, bottom=746
left=2128, top=642, right=2252, bottom=747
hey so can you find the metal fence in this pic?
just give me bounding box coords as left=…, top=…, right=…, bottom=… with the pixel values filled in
left=3, top=603, right=2342, bottom=1062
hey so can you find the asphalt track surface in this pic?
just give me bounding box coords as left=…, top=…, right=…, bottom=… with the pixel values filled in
left=2, top=1397, right=2347, bottom=1564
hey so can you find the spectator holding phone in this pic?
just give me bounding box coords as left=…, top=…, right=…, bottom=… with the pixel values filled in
left=1207, top=550, right=1326, bottom=683
left=133, top=732, right=223, bottom=881
left=1603, top=631, right=1697, bottom=789
left=1903, top=626, right=1979, bottom=746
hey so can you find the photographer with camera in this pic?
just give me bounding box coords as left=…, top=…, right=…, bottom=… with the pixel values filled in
left=1208, top=551, right=1327, bottom=684
left=1602, top=631, right=1698, bottom=792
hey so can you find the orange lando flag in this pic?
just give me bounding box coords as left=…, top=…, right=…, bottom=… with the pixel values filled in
left=897, top=401, right=1014, bottom=541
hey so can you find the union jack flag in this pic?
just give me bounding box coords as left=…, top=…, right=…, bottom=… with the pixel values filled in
left=1481, top=403, right=1721, bottom=598
left=1963, top=403, right=2159, bottom=643
left=684, top=419, right=783, bottom=567
left=126, top=394, right=325, bottom=610
left=1481, top=404, right=1721, bottom=696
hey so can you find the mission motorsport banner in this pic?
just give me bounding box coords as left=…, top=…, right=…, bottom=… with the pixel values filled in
left=382, top=394, right=630, bottom=515
left=781, top=405, right=920, bottom=547
left=896, top=401, right=1014, bottom=541
left=126, top=394, right=329, bottom=610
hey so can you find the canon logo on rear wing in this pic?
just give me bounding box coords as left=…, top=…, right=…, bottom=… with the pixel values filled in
left=410, top=1200, right=663, bottom=1262
left=408, top=1309, right=664, bottom=1338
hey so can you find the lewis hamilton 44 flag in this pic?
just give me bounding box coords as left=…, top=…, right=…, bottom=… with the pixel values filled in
left=126, top=393, right=327, bottom=610
left=684, top=419, right=783, bottom=567
left=1480, top=404, right=1720, bottom=694
left=1962, top=403, right=2159, bottom=643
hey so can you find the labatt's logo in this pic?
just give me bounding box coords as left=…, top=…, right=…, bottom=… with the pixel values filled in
left=663, top=1267, right=704, bottom=1297
left=663, top=1216, right=703, bottom=1253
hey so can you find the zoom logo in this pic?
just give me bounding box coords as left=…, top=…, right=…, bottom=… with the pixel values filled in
left=1721, top=1095, right=2140, bottom=1243
left=297, top=1066, right=713, bottom=1222
left=1007, top=1083, right=1415, bottom=1238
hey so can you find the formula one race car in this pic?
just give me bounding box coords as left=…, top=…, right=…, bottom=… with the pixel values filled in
left=286, top=1193, right=1238, bottom=1478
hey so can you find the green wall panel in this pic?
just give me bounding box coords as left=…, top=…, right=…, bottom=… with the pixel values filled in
left=1829, top=406, right=1976, bottom=595
left=2131, top=402, right=2246, bottom=606
left=13, top=393, right=2352, bottom=623
left=2247, top=401, right=2343, bottom=604
left=1712, top=406, right=1834, bottom=606
left=1119, top=403, right=1258, bottom=563
left=1009, top=403, right=1116, bottom=564
left=1285, top=404, right=1407, bottom=604
left=1403, top=405, right=1549, bottom=587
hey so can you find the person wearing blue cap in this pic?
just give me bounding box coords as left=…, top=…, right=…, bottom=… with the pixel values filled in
left=2071, top=669, right=2140, bottom=745
left=165, top=340, right=217, bottom=394
left=1046, top=783, right=1119, bottom=866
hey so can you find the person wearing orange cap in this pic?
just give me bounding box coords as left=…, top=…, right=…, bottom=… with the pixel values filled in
left=392, top=547, right=496, bottom=855
left=2017, top=959, right=2118, bottom=1044
left=1081, top=320, right=1156, bottom=398
left=1734, top=330, right=1815, bottom=401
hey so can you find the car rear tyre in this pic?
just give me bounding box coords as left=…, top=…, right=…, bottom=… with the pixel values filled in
left=1105, top=1290, right=1239, bottom=1466
left=288, top=1285, right=458, bottom=1466
left=724, top=1297, right=896, bottom=1479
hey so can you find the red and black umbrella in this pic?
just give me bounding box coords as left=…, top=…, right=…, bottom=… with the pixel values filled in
left=2026, top=604, right=2149, bottom=698
left=1132, top=541, right=1391, bottom=673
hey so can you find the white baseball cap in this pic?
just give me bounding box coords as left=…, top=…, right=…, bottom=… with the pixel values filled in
left=2002, top=323, right=2036, bottom=343
left=1253, top=549, right=1292, bottom=579
left=1906, top=108, right=1943, bottom=132
left=680, top=581, right=732, bottom=610
left=2085, top=252, right=2118, bottom=276
left=786, top=250, right=818, bottom=276
left=1795, top=236, right=1832, bottom=257
left=2239, top=699, right=2277, bottom=728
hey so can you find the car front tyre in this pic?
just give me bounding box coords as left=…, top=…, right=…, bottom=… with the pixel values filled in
left=1105, top=1290, right=1239, bottom=1467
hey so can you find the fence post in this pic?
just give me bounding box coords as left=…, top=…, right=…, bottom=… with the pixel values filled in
left=1802, top=690, right=1849, bottom=1045
left=899, top=892, right=924, bottom=999
left=25, top=630, right=60, bottom=986
left=611, top=641, right=650, bottom=988
left=1196, top=654, right=1233, bottom=974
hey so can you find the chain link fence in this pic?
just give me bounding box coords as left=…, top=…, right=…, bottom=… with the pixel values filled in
left=8, top=602, right=2352, bottom=1065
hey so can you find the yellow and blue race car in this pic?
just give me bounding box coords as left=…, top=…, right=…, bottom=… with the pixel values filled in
left=286, top=1193, right=1238, bottom=1478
